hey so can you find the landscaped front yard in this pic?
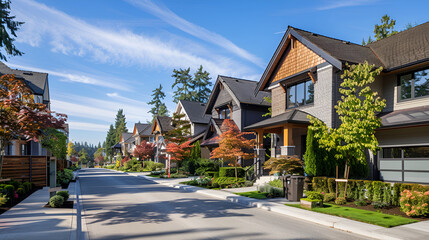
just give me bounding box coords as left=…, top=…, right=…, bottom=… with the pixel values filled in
left=286, top=203, right=418, bottom=228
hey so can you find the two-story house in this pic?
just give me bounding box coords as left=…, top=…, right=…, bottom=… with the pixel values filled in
left=175, top=100, right=211, bottom=138
left=200, top=75, right=270, bottom=161
left=151, top=116, right=174, bottom=164
left=247, top=23, right=429, bottom=184
left=132, top=123, right=155, bottom=145
left=119, top=132, right=134, bottom=156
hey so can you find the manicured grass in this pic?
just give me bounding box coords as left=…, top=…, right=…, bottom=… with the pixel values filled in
left=147, top=174, right=162, bottom=178
left=235, top=191, right=269, bottom=199
left=285, top=203, right=418, bottom=228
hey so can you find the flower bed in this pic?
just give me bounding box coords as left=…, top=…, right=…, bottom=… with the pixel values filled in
left=0, top=180, right=37, bottom=215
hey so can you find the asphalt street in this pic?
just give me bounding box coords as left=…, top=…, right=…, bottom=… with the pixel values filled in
left=78, top=168, right=368, bottom=240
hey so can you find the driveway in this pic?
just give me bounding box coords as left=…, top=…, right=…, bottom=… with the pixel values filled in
left=78, top=168, right=366, bottom=240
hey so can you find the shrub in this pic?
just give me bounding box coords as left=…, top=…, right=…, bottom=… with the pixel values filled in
left=49, top=195, right=64, bottom=208
left=372, top=201, right=389, bottom=209
left=56, top=191, right=70, bottom=201
left=195, top=177, right=212, bottom=186
left=244, top=181, right=253, bottom=187
left=323, top=193, right=336, bottom=202
left=213, top=177, right=245, bottom=188
left=400, top=189, right=429, bottom=217
left=305, top=191, right=323, bottom=201
left=8, top=180, right=20, bottom=189
left=393, top=183, right=401, bottom=206
left=364, top=181, right=373, bottom=201
left=335, top=197, right=347, bottom=205
left=327, top=178, right=335, bottom=193
left=4, top=185, right=15, bottom=198
left=312, top=177, right=328, bottom=193
left=268, top=179, right=283, bottom=188
left=143, top=161, right=156, bottom=171
left=354, top=199, right=367, bottom=206
left=372, top=181, right=383, bottom=203
left=23, top=182, right=33, bottom=193
left=205, top=171, right=219, bottom=178
left=257, top=184, right=283, bottom=197
left=155, top=162, right=165, bottom=170
left=0, top=194, right=8, bottom=206
left=219, top=167, right=244, bottom=178
left=16, top=188, right=25, bottom=196
left=57, top=169, right=73, bottom=185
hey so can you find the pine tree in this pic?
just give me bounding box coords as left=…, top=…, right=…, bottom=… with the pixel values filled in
left=114, top=109, right=127, bottom=131
left=192, top=65, right=212, bottom=102
left=115, top=118, right=127, bottom=143
left=148, top=84, right=168, bottom=118
left=165, top=112, right=191, bottom=144
left=374, top=15, right=398, bottom=40
left=172, top=68, right=193, bottom=103
left=105, top=124, right=115, bottom=158
left=0, top=1, right=24, bottom=61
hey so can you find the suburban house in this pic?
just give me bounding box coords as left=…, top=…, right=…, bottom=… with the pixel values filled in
left=246, top=23, right=429, bottom=184
left=119, top=132, right=134, bottom=156
left=175, top=100, right=211, bottom=139
left=151, top=116, right=174, bottom=164
left=200, top=75, right=271, bottom=161
left=132, top=123, right=155, bottom=145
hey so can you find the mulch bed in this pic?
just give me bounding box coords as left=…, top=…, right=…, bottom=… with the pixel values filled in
left=0, top=187, right=41, bottom=215
left=340, top=201, right=428, bottom=221
left=44, top=200, right=74, bottom=209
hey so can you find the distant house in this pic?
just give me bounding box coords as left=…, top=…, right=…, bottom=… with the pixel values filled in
left=200, top=75, right=271, bottom=160
left=151, top=116, right=174, bottom=164
left=174, top=100, right=211, bottom=143
left=248, top=23, right=429, bottom=183
left=119, top=132, right=134, bottom=156
left=132, top=123, right=155, bottom=145
left=0, top=62, right=51, bottom=157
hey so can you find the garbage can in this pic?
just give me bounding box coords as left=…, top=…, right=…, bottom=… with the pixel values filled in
left=280, top=174, right=291, bottom=198
left=287, top=176, right=305, bottom=201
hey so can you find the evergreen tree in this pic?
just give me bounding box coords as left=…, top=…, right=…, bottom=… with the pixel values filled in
left=79, top=148, right=89, bottom=164
left=105, top=124, right=115, bottom=158
left=148, top=84, right=168, bottom=118
left=165, top=112, right=191, bottom=144
left=0, top=1, right=24, bottom=61
left=114, top=109, right=127, bottom=130
left=172, top=68, right=193, bottom=103
left=115, top=118, right=127, bottom=143
left=374, top=15, right=398, bottom=40
left=192, top=65, right=212, bottom=102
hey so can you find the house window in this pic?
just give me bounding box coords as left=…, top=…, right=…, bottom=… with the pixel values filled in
left=399, top=68, right=429, bottom=100
left=287, top=79, right=314, bottom=109
left=21, top=144, right=27, bottom=155
left=219, top=107, right=231, bottom=119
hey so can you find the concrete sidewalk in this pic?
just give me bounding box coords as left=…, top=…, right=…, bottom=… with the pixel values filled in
left=136, top=174, right=429, bottom=240
left=0, top=182, right=77, bottom=240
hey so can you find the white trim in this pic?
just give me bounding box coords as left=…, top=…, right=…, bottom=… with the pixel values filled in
left=317, top=64, right=332, bottom=72
left=379, top=143, right=429, bottom=148
left=268, top=83, right=280, bottom=90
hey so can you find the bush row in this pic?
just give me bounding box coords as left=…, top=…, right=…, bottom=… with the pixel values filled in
left=219, top=167, right=245, bottom=178
left=0, top=180, right=34, bottom=205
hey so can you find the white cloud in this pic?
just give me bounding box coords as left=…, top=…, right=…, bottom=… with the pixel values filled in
left=12, top=0, right=257, bottom=79
left=67, top=121, right=110, bottom=132
left=317, top=0, right=376, bottom=11
left=7, top=63, right=132, bottom=91
left=127, top=0, right=264, bottom=68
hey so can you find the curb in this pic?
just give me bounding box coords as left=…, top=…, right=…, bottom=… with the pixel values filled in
left=69, top=180, right=77, bottom=240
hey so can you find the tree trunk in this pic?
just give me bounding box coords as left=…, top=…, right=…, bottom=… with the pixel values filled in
left=235, top=158, right=238, bottom=181
left=0, top=139, right=7, bottom=179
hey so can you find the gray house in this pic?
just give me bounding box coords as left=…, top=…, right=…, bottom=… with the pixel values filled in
left=247, top=23, right=429, bottom=184
left=200, top=75, right=270, bottom=160
left=174, top=100, right=211, bottom=139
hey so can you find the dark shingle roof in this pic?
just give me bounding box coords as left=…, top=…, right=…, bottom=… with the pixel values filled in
left=292, top=27, right=383, bottom=67
left=379, top=106, right=429, bottom=128
left=220, top=76, right=270, bottom=106
left=179, top=100, right=211, bottom=124
left=156, top=116, right=174, bottom=132
left=0, top=62, right=47, bottom=95
left=245, top=109, right=311, bottom=130
left=134, top=123, right=153, bottom=136
left=368, top=22, right=429, bottom=70
left=121, top=132, right=133, bottom=143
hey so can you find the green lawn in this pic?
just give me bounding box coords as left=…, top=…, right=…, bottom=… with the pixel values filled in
left=286, top=203, right=418, bottom=228
left=235, top=191, right=269, bottom=199
left=147, top=174, right=162, bottom=178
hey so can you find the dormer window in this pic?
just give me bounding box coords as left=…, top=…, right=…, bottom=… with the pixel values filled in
left=219, top=107, right=231, bottom=119
left=399, top=68, right=429, bottom=100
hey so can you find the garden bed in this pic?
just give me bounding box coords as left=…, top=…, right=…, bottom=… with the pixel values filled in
left=286, top=203, right=419, bottom=228
left=0, top=186, right=40, bottom=215
left=235, top=191, right=269, bottom=199
left=44, top=200, right=74, bottom=209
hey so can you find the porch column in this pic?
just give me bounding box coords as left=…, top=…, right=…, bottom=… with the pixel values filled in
left=281, top=125, right=295, bottom=156
left=254, top=147, right=266, bottom=177
left=255, top=129, right=264, bottom=148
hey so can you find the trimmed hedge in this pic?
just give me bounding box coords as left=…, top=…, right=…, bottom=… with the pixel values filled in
left=205, top=171, right=219, bottom=178
left=212, top=177, right=245, bottom=188
left=219, top=167, right=244, bottom=178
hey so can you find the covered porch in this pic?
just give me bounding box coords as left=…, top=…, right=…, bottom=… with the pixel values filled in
left=245, top=109, right=311, bottom=176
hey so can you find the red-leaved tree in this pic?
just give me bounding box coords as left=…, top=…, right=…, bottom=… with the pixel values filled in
left=133, top=140, right=155, bottom=166
left=70, top=156, right=79, bottom=164
left=94, top=155, right=104, bottom=165
left=210, top=119, right=255, bottom=180
left=166, top=140, right=193, bottom=161
left=0, top=74, right=67, bottom=177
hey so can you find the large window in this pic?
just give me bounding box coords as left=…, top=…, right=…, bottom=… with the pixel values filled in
left=287, top=79, right=314, bottom=109
left=381, top=146, right=429, bottom=158
left=399, top=68, right=429, bottom=100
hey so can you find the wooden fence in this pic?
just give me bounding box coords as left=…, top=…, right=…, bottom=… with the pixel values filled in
left=1, top=156, right=47, bottom=187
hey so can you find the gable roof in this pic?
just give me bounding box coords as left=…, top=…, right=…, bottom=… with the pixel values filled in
left=153, top=116, right=174, bottom=133
left=120, top=132, right=133, bottom=143
left=0, top=62, right=48, bottom=95
left=205, top=75, right=270, bottom=114
left=177, top=100, right=211, bottom=124
left=244, top=109, right=311, bottom=130
left=368, top=21, right=429, bottom=71
left=133, top=123, right=153, bottom=136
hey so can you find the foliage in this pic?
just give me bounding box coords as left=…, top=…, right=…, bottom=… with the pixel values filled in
left=374, top=14, right=398, bottom=40
left=56, top=191, right=69, bottom=201
left=0, top=0, right=24, bottom=61
left=78, top=148, right=89, bottom=164
left=104, top=124, right=116, bottom=158
left=257, top=184, right=283, bottom=197
left=195, top=158, right=218, bottom=176
left=93, top=147, right=104, bottom=165
left=400, top=189, right=429, bottom=217
left=236, top=191, right=269, bottom=199
left=67, top=141, right=77, bottom=158
left=211, top=119, right=255, bottom=180
left=263, top=155, right=304, bottom=175
left=268, top=179, right=283, bottom=188
left=23, top=182, right=32, bottom=193
left=354, top=200, right=367, bottom=206
left=4, top=184, right=14, bottom=198
left=204, top=171, right=219, bottom=178
left=262, top=96, right=272, bottom=117
left=324, top=193, right=336, bottom=202
left=133, top=140, right=154, bottom=161
left=308, top=62, right=385, bottom=179
left=49, top=195, right=64, bottom=208
left=212, top=177, right=245, bottom=188
left=114, top=109, right=128, bottom=143
left=305, top=191, right=323, bottom=201
left=16, top=187, right=24, bottom=195
left=0, top=194, right=7, bottom=206
left=335, top=197, right=347, bottom=205
left=57, top=169, right=73, bottom=185
left=40, top=128, right=67, bottom=160
left=0, top=74, right=67, bottom=177
left=165, top=112, right=191, bottom=144
left=166, top=141, right=193, bottom=161
left=372, top=201, right=389, bottom=209
left=219, top=167, right=244, bottom=178
left=148, top=84, right=168, bottom=118
left=171, top=66, right=212, bottom=103
left=304, top=128, right=336, bottom=177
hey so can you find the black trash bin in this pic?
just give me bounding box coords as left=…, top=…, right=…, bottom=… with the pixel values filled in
left=287, top=176, right=305, bottom=201
left=280, top=174, right=291, bottom=198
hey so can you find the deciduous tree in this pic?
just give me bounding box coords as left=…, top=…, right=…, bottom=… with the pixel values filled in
left=263, top=155, right=304, bottom=175
left=0, top=74, right=66, bottom=177
left=210, top=119, right=255, bottom=180
left=41, top=128, right=67, bottom=160
left=133, top=140, right=154, bottom=168
left=67, top=141, right=77, bottom=158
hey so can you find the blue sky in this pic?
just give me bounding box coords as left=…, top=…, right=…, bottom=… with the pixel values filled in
left=7, top=0, right=429, bottom=145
